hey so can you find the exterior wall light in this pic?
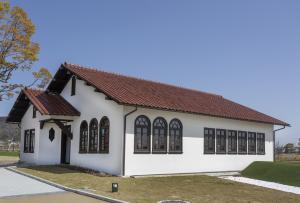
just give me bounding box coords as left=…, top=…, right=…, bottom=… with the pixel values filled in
left=112, top=183, right=118, bottom=192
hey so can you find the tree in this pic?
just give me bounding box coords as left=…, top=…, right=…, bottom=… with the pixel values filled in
left=284, top=143, right=294, bottom=154
left=0, top=1, right=51, bottom=101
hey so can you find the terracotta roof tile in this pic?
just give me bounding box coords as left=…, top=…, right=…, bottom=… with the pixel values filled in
left=23, top=88, right=80, bottom=116
left=63, top=63, right=288, bottom=126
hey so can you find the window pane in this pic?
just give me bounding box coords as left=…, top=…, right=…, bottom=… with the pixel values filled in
left=134, top=116, right=150, bottom=153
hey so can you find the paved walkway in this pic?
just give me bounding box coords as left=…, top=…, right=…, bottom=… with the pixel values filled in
left=0, top=192, right=105, bottom=203
left=0, top=168, right=63, bottom=198
left=0, top=168, right=105, bottom=202
left=221, top=176, right=300, bottom=195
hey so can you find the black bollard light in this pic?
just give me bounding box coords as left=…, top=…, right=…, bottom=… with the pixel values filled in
left=112, top=183, right=118, bottom=192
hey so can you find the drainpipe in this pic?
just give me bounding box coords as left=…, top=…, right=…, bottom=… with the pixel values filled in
left=122, top=106, right=137, bottom=176
left=273, top=126, right=286, bottom=162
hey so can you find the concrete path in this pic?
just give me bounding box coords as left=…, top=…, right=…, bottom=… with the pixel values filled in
left=0, top=168, right=63, bottom=198
left=221, top=176, right=300, bottom=195
left=0, top=192, right=105, bottom=203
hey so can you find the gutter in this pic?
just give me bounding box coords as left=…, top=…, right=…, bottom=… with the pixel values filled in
left=122, top=106, right=137, bottom=176
left=273, top=126, right=288, bottom=162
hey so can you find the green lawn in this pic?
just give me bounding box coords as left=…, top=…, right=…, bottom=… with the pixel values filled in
left=0, top=151, right=19, bottom=157
left=242, top=161, right=300, bottom=187
left=17, top=165, right=300, bottom=203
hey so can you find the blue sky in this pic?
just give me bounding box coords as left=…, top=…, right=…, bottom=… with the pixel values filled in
left=2, top=0, right=299, bottom=145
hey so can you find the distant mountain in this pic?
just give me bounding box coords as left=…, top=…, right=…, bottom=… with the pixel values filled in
left=0, top=117, right=20, bottom=143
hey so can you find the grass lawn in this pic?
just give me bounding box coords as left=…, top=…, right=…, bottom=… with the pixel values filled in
left=0, top=151, right=19, bottom=157
left=242, top=161, right=300, bottom=187
left=17, top=166, right=300, bottom=203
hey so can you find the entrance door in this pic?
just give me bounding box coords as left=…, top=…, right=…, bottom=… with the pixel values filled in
left=61, top=125, right=71, bottom=164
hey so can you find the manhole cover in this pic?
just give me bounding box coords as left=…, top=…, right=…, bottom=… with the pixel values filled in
left=157, top=201, right=190, bottom=203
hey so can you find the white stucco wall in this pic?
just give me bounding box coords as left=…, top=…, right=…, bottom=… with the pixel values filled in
left=20, top=105, right=40, bottom=164
left=124, top=107, right=274, bottom=176
left=37, top=123, right=62, bottom=165
left=60, top=77, right=124, bottom=175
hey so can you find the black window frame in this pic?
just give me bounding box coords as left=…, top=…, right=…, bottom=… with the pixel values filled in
left=248, top=132, right=257, bottom=154
left=204, top=128, right=215, bottom=154
left=79, top=121, right=88, bottom=153
left=29, top=129, right=35, bottom=153
left=216, top=129, right=226, bottom=154
left=227, top=130, right=237, bottom=154
left=257, top=133, right=265, bottom=155
left=238, top=131, right=247, bottom=154
left=32, top=106, right=37, bottom=118
left=134, top=115, right=151, bottom=154
left=152, top=117, right=168, bottom=154
left=89, top=118, right=98, bottom=153
left=99, top=116, right=110, bottom=154
left=24, top=129, right=34, bottom=153
left=71, top=76, right=76, bottom=96
left=24, top=130, right=30, bottom=153
left=168, top=119, right=183, bottom=154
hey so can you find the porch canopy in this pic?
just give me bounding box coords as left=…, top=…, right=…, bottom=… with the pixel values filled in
left=6, top=88, right=80, bottom=138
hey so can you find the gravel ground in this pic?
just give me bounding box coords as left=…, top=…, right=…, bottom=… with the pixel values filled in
left=221, top=176, right=300, bottom=195
left=0, top=156, right=19, bottom=166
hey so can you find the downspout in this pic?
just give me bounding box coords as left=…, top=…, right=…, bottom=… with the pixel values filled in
left=273, top=126, right=286, bottom=162
left=122, top=106, right=137, bottom=176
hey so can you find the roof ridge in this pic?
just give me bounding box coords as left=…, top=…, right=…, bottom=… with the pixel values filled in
left=64, top=62, right=222, bottom=98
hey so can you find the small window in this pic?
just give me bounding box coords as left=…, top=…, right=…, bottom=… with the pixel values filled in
left=169, top=119, right=183, bottom=153
left=89, top=118, right=98, bottom=153
left=29, top=129, right=35, bottom=153
left=204, top=128, right=215, bottom=154
left=248, top=132, right=257, bottom=154
left=99, top=117, right=109, bottom=153
left=32, top=106, right=37, bottom=118
left=134, top=115, right=151, bottom=153
left=216, top=129, right=226, bottom=154
left=79, top=121, right=88, bottom=153
left=228, top=130, right=237, bottom=154
left=257, top=133, right=265, bottom=154
left=24, top=129, right=34, bottom=153
left=71, top=76, right=76, bottom=96
left=238, top=131, right=247, bottom=154
left=24, top=130, right=30, bottom=153
left=152, top=117, right=167, bottom=153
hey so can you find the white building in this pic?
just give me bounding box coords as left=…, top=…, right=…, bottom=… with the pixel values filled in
left=6, top=63, right=289, bottom=176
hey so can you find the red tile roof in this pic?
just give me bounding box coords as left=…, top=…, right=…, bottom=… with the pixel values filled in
left=61, top=63, right=288, bottom=126
left=23, top=88, right=80, bottom=116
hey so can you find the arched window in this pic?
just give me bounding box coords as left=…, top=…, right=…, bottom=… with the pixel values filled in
left=99, top=117, right=109, bottom=153
left=79, top=121, right=88, bottom=153
left=152, top=117, right=167, bottom=153
left=169, top=119, right=183, bottom=153
left=134, top=115, right=151, bottom=153
left=89, top=118, right=98, bottom=153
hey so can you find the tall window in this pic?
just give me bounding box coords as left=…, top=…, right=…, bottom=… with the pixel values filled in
left=238, top=131, right=247, bottom=154
left=169, top=119, right=183, bottom=153
left=32, top=106, right=37, bottom=118
left=152, top=117, right=167, bottom=153
left=204, top=128, right=215, bottom=154
left=89, top=118, right=98, bottom=153
left=79, top=121, right=88, bottom=153
left=24, top=129, right=34, bottom=153
left=257, top=133, right=265, bottom=154
left=228, top=130, right=237, bottom=154
left=248, top=132, right=256, bottom=154
left=29, top=129, right=35, bottom=153
left=216, top=129, right=226, bottom=154
left=99, top=117, right=109, bottom=153
left=71, top=76, right=76, bottom=96
left=24, top=130, right=30, bottom=153
left=134, top=115, right=151, bottom=153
